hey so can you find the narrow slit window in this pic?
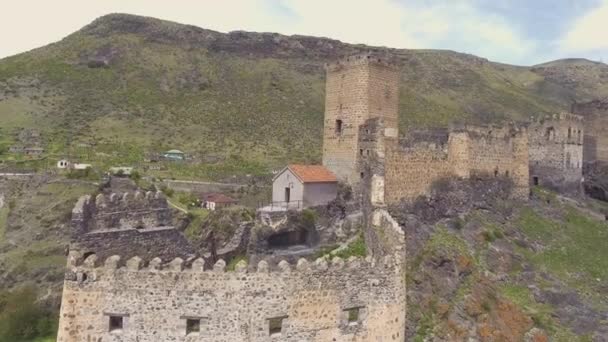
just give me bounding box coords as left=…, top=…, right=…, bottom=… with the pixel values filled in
left=109, top=316, right=123, bottom=332
left=359, top=149, right=363, bottom=156
left=186, top=319, right=200, bottom=335
left=268, top=316, right=286, bottom=336
left=360, top=172, right=365, bottom=179
left=335, top=119, right=343, bottom=136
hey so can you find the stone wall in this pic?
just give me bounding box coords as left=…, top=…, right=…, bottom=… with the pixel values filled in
left=57, top=252, right=406, bottom=342
left=379, top=123, right=529, bottom=204
left=528, top=113, right=584, bottom=193
left=70, top=191, right=196, bottom=262
left=322, top=53, right=399, bottom=186
left=72, top=191, right=172, bottom=236
left=572, top=100, right=608, bottom=164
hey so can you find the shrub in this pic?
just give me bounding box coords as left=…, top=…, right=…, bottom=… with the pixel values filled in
left=0, top=286, right=58, bottom=341
left=301, top=209, right=317, bottom=227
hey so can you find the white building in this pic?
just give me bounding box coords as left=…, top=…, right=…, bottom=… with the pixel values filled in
left=271, top=165, right=338, bottom=210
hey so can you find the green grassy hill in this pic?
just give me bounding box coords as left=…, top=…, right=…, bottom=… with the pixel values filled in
left=1, top=13, right=607, bottom=179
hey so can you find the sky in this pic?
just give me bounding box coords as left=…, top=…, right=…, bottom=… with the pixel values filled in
left=1, top=0, right=607, bottom=65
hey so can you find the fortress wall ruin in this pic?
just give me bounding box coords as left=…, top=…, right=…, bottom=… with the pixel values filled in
left=572, top=100, right=608, bottom=164
left=70, top=192, right=196, bottom=262
left=528, top=113, right=584, bottom=192
left=57, top=251, right=405, bottom=342
left=379, top=123, right=529, bottom=204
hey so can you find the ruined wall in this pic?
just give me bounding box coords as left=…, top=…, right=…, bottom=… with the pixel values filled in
left=380, top=124, right=529, bottom=204
left=528, top=113, right=584, bottom=192
left=460, top=124, right=529, bottom=199
left=57, top=253, right=406, bottom=342
left=572, top=100, right=608, bottom=164
left=322, top=54, right=399, bottom=186
left=384, top=142, right=452, bottom=204
left=72, top=191, right=172, bottom=236
left=70, top=192, right=196, bottom=261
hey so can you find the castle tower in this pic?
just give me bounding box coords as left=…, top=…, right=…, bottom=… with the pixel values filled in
left=322, top=54, right=400, bottom=186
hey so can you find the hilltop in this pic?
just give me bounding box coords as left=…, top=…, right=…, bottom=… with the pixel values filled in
left=1, top=13, right=608, bottom=179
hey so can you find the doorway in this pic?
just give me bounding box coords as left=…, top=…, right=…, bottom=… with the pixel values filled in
left=533, top=176, right=539, bottom=186
left=284, top=187, right=290, bottom=203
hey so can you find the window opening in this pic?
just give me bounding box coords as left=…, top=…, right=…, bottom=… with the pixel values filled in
left=186, top=319, right=200, bottom=335
left=268, top=316, right=286, bottom=336
left=335, top=120, right=343, bottom=136
left=109, top=316, right=123, bottom=332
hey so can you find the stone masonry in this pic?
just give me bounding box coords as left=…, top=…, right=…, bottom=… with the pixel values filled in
left=57, top=207, right=406, bottom=342
left=70, top=190, right=196, bottom=262
left=571, top=99, right=608, bottom=164
left=324, top=53, right=606, bottom=204
left=528, top=113, right=584, bottom=193
left=322, top=54, right=399, bottom=187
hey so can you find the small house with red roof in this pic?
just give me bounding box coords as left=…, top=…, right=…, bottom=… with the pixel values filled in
left=200, top=192, right=238, bottom=211
left=272, top=164, right=338, bottom=209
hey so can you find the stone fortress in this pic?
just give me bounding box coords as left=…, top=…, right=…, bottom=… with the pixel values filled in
left=323, top=53, right=587, bottom=202
left=57, top=188, right=406, bottom=341
left=57, top=53, right=604, bottom=341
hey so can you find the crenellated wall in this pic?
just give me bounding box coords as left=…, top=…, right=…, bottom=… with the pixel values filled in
left=57, top=248, right=406, bottom=342
left=365, top=119, right=529, bottom=204
left=528, top=113, right=584, bottom=192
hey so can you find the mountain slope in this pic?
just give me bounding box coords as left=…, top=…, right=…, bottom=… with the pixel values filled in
left=1, top=13, right=608, bottom=179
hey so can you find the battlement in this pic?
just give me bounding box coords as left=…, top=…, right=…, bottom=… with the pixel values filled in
left=58, top=219, right=406, bottom=342
left=66, top=251, right=400, bottom=280
left=449, top=122, right=527, bottom=140
left=325, top=52, right=399, bottom=72
left=530, top=112, right=584, bottom=124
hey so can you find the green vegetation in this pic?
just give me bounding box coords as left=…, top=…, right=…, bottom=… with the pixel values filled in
left=517, top=206, right=608, bottom=307
left=314, top=233, right=366, bottom=260
left=499, top=284, right=592, bottom=341
left=333, top=234, right=366, bottom=259
left=1, top=14, right=607, bottom=179
left=0, top=286, right=58, bottom=342
left=226, top=255, right=248, bottom=271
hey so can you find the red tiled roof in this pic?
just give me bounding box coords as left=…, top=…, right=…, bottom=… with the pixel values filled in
left=287, top=164, right=338, bottom=183
left=200, top=193, right=237, bottom=203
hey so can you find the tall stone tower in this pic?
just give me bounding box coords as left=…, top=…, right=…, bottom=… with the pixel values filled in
left=322, top=54, right=400, bottom=186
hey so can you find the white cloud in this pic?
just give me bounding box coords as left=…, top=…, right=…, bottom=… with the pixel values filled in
left=559, top=0, right=608, bottom=53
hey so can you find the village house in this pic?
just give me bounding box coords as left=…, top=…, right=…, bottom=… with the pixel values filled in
left=200, top=192, right=238, bottom=210
left=271, top=164, right=338, bottom=210
left=162, top=149, right=185, bottom=161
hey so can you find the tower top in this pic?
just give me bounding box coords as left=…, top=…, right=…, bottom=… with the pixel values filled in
left=325, top=52, right=399, bottom=72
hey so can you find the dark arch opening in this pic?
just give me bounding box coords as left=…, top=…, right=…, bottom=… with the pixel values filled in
left=83, top=251, right=96, bottom=260
left=267, top=229, right=313, bottom=249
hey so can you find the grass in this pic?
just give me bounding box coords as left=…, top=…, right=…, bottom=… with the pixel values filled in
left=517, top=205, right=608, bottom=309
left=183, top=208, right=210, bottom=241
left=2, top=14, right=605, bottom=179
left=0, top=206, right=8, bottom=243
left=499, top=284, right=593, bottom=342
left=226, top=255, right=248, bottom=271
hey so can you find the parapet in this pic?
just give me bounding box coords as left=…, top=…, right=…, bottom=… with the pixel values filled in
left=449, top=122, right=527, bottom=139
left=529, top=112, right=584, bottom=124
left=325, top=52, right=399, bottom=72
left=65, top=251, right=401, bottom=282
